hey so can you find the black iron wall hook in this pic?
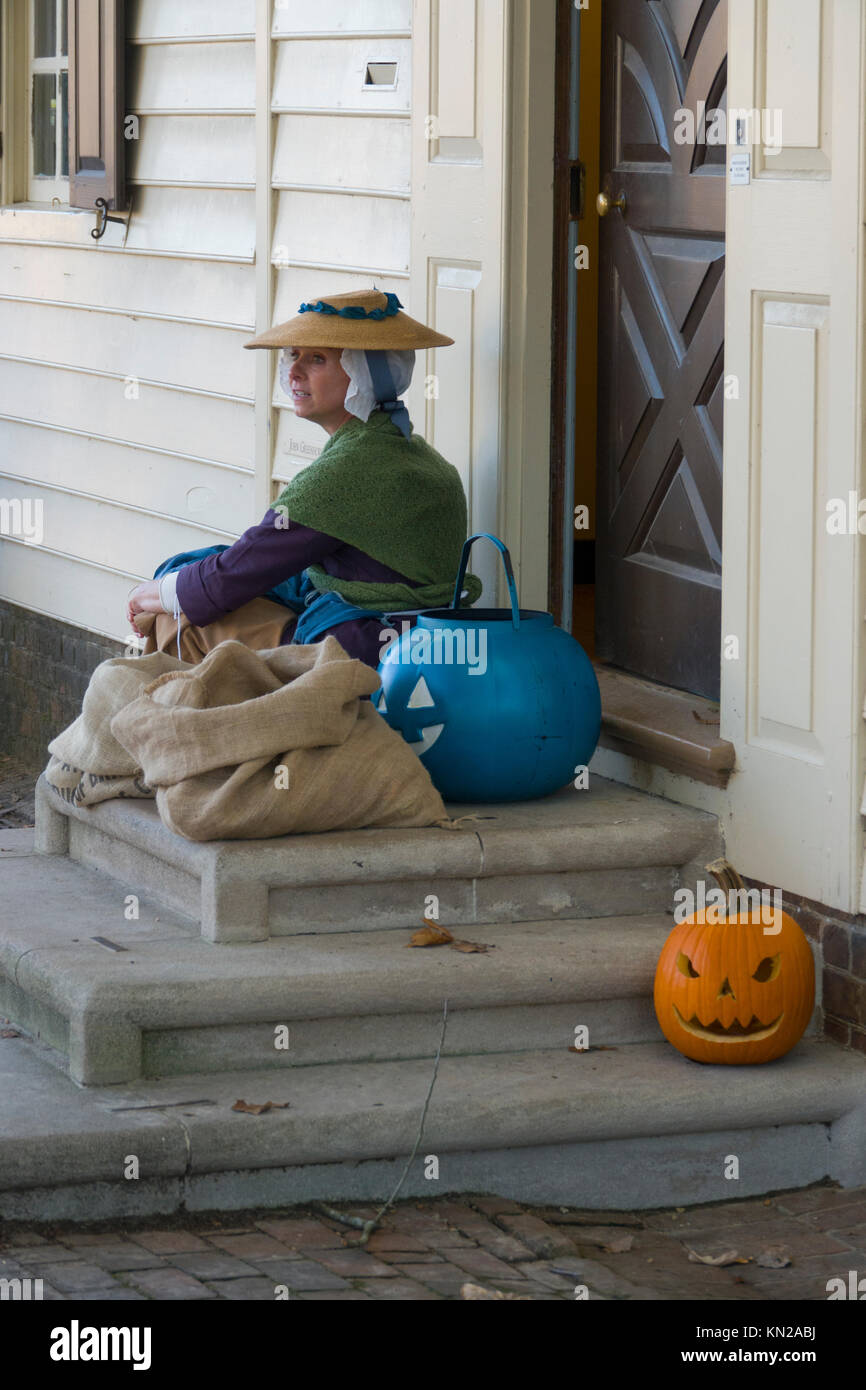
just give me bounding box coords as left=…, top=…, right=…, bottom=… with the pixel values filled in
left=91, top=198, right=127, bottom=241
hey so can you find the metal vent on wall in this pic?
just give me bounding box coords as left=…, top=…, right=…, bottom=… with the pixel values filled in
left=364, top=61, right=398, bottom=89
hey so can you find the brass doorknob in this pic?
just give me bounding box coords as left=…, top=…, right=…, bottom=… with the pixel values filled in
left=597, top=190, right=627, bottom=217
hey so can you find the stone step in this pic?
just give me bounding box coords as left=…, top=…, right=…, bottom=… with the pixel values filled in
left=0, top=842, right=686, bottom=1083
left=1, top=1031, right=864, bottom=1220
left=3, top=826, right=821, bottom=1085
left=1, top=847, right=686, bottom=1080
left=34, top=773, right=723, bottom=942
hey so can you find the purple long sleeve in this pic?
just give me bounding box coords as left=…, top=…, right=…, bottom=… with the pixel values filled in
left=173, top=509, right=420, bottom=669
left=175, top=512, right=342, bottom=627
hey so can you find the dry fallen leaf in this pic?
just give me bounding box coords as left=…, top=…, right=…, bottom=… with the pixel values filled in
left=232, top=1099, right=290, bottom=1115
left=686, top=1247, right=750, bottom=1267
left=603, top=1233, right=635, bottom=1254
left=756, top=1247, right=792, bottom=1269
left=407, top=920, right=454, bottom=948
left=0, top=1029, right=20, bottom=1038
left=460, top=1282, right=531, bottom=1301
left=692, top=709, right=720, bottom=724
left=451, top=939, right=492, bottom=953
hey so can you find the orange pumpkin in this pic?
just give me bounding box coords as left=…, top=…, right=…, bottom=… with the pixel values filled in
left=653, top=860, right=815, bottom=1065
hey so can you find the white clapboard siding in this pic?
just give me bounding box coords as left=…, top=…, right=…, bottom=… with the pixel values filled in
left=0, top=541, right=164, bottom=643
left=129, top=116, right=256, bottom=187
left=129, top=0, right=255, bottom=41
left=272, top=39, right=411, bottom=112
left=0, top=245, right=255, bottom=326
left=272, top=268, right=410, bottom=320
left=124, top=188, right=256, bottom=259
left=273, top=409, right=325, bottom=484
left=0, top=360, right=253, bottom=469
left=0, top=205, right=129, bottom=249
left=0, top=421, right=255, bottom=532
left=3, top=1, right=421, bottom=645
left=0, top=302, right=254, bottom=398
left=0, top=480, right=233, bottom=578
left=132, top=42, right=255, bottom=112
left=273, top=0, right=411, bottom=36
left=273, top=191, right=409, bottom=274
left=1, top=7, right=262, bottom=644
left=273, top=114, right=410, bottom=192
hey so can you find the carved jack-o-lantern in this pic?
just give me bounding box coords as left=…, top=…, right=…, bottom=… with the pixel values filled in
left=653, top=860, right=815, bottom=1065
left=377, top=676, right=444, bottom=758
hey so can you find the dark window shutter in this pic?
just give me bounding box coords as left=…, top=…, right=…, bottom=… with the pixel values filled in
left=67, top=0, right=125, bottom=210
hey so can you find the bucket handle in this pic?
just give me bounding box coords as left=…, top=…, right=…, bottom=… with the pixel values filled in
left=452, top=533, right=521, bottom=631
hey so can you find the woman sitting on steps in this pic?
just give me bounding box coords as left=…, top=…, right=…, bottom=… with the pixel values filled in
left=127, top=289, right=481, bottom=669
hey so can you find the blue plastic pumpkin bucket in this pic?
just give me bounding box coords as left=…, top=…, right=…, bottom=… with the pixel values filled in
left=375, top=533, right=602, bottom=802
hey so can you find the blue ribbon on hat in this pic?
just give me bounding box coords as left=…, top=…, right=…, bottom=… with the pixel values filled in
left=364, top=349, right=412, bottom=439
left=298, top=292, right=404, bottom=321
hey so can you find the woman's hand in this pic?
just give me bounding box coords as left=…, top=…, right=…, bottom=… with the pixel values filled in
left=127, top=581, right=163, bottom=635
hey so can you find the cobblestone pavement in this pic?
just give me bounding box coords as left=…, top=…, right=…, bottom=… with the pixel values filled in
left=2, top=1186, right=865, bottom=1301
left=0, top=757, right=37, bottom=830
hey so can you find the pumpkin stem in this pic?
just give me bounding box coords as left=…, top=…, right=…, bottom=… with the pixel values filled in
left=705, top=858, right=746, bottom=894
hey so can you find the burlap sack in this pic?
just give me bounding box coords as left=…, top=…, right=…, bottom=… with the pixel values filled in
left=43, top=756, right=154, bottom=808
left=44, top=651, right=186, bottom=807
left=110, top=637, right=447, bottom=839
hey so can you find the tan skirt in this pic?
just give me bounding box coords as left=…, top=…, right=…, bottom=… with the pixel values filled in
left=137, top=598, right=296, bottom=665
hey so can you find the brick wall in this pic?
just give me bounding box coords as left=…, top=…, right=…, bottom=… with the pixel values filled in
left=0, top=600, right=124, bottom=773
left=743, top=872, right=866, bottom=1057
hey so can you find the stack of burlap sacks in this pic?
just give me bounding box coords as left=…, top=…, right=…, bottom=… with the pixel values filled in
left=44, top=638, right=448, bottom=840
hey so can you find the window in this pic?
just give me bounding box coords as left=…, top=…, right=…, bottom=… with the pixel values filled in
left=29, top=0, right=69, bottom=202
left=0, top=0, right=124, bottom=211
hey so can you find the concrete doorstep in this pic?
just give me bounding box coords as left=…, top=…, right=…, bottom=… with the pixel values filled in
left=1, top=1019, right=865, bottom=1222
left=2, top=786, right=865, bottom=1225
left=33, top=772, right=723, bottom=941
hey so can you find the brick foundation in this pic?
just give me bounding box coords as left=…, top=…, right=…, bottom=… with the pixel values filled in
left=0, top=600, right=124, bottom=774
left=743, top=873, right=866, bottom=1057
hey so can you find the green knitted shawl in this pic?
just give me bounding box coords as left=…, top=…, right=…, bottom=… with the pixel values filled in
left=273, top=410, right=482, bottom=610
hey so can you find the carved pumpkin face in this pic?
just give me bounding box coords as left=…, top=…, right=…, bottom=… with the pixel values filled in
left=654, top=882, right=815, bottom=1065
left=376, top=676, right=444, bottom=757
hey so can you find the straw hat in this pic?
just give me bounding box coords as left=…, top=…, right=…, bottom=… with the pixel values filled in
left=244, top=289, right=454, bottom=351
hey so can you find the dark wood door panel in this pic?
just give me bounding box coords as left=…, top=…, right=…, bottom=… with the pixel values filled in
left=596, top=0, right=727, bottom=700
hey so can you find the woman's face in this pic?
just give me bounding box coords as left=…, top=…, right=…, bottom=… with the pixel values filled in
left=286, top=347, right=352, bottom=435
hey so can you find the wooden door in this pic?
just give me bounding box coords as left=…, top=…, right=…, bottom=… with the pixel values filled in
left=595, top=0, right=727, bottom=699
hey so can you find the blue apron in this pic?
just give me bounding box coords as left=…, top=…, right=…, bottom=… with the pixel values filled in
left=152, top=547, right=386, bottom=643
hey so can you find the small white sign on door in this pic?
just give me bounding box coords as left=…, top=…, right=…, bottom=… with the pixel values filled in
left=729, top=151, right=751, bottom=186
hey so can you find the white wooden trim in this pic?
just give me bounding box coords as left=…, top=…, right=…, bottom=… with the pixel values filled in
left=722, top=0, right=866, bottom=912
left=500, top=0, right=555, bottom=611
left=253, top=0, right=274, bottom=517
left=128, top=34, right=256, bottom=46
